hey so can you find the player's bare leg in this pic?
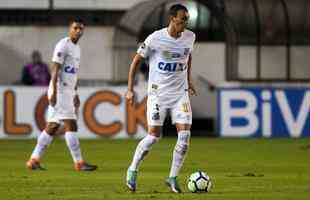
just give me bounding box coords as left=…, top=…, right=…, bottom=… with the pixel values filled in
left=166, top=123, right=191, bottom=193
left=126, top=126, right=161, bottom=191
left=63, top=119, right=97, bottom=171
left=26, top=122, right=60, bottom=170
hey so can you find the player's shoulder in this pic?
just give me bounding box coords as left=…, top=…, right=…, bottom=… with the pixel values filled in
left=183, top=29, right=196, bottom=39
left=55, top=37, right=71, bottom=47
left=149, top=28, right=166, bottom=39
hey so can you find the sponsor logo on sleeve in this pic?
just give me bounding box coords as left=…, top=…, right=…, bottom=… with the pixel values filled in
left=140, top=43, right=146, bottom=49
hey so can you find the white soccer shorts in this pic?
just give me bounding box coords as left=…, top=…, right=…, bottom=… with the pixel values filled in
left=147, top=93, right=192, bottom=126
left=47, top=91, right=76, bottom=123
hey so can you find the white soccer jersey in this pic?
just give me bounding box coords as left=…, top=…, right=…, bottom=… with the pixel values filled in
left=48, top=37, right=80, bottom=96
left=137, top=28, right=195, bottom=106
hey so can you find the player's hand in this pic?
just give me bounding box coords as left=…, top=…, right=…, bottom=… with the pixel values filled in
left=188, top=82, right=197, bottom=96
left=49, top=92, right=57, bottom=106
left=125, top=90, right=135, bottom=105
left=74, top=94, right=80, bottom=108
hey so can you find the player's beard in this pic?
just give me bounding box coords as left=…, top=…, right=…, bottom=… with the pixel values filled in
left=75, top=37, right=80, bottom=43
left=176, top=24, right=186, bottom=33
left=177, top=26, right=185, bottom=35
left=71, top=35, right=81, bottom=43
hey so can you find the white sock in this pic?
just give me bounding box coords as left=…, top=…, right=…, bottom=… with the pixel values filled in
left=129, top=134, right=159, bottom=171
left=30, top=130, right=53, bottom=160
left=65, top=132, right=83, bottom=163
left=169, top=130, right=190, bottom=178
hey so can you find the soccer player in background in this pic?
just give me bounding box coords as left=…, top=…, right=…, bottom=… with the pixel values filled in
left=26, top=18, right=97, bottom=171
left=125, top=4, right=196, bottom=193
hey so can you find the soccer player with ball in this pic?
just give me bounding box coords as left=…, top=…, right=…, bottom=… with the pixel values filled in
left=125, top=4, right=196, bottom=193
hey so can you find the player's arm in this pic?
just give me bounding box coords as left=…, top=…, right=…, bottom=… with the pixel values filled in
left=49, top=62, right=61, bottom=106
left=74, top=80, right=80, bottom=108
left=126, top=34, right=152, bottom=104
left=51, top=39, right=66, bottom=106
left=187, top=54, right=197, bottom=96
left=73, top=80, right=80, bottom=118
left=126, top=53, right=144, bottom=105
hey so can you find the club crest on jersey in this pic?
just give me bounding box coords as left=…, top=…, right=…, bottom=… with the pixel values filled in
left=64, top=66, right=77, bottom=74
left=162, top=51, right=170, bottom=59
left=158, top=62, right=186, bottom=72
left=57, top=52, right=62, bottom=57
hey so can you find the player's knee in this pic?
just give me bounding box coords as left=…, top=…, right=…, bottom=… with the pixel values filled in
left=64, top=120, right=78, bottom=132
left=148, top=133, right=161, bottom=144
left=65, top=125, right=77, bottom=132
left=153, top=134, right=161, bottom=142
left=148, top=127, right=161, bottom=138
left=45, top=123, right=60, bottom=135
left=139, top=134, right=160, bottom=152
left=176, top=124, right=191, bottom=132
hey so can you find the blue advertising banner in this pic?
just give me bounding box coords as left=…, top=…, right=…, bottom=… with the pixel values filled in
left=218, top=88, right=310, bottom=137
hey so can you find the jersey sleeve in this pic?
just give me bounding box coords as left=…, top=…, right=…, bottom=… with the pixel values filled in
left=137, top=33, right=155, bottom=58
left=52, top=40, right=67, bottom=64
left=190, top=33, right=196, bottom=53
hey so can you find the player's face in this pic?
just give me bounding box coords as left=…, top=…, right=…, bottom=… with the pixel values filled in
left=69, top=22, right=84, bottom=42
left=171, top=10, right=189, bottom=33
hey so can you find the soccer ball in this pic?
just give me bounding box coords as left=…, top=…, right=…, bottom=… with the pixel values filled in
left=187, top=171, right=212, bottom=193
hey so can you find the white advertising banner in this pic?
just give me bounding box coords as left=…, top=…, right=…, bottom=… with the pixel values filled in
left=0, top=86, right=148, bottom=139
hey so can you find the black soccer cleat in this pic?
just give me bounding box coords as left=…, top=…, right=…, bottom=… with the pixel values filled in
left=75, top=161, right=98, bottom=171
left=26, top=158, right=46, bottom=171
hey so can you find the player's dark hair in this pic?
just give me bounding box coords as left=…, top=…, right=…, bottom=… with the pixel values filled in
left=169, top=4, right=188, bottom=17
left=69, top=17, right=85, bottom=26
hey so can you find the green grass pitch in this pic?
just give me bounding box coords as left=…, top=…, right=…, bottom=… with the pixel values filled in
left=0, top=137, right=310, bottom=200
